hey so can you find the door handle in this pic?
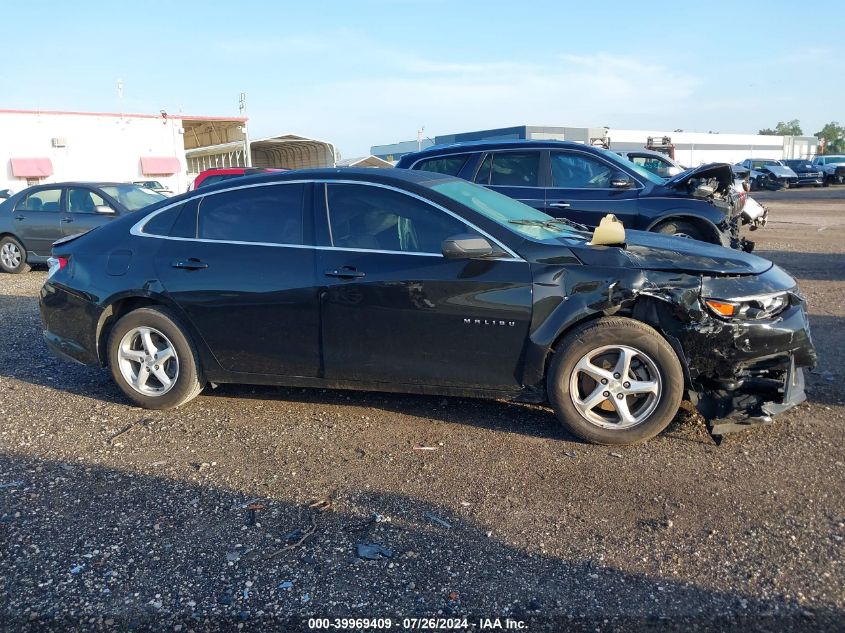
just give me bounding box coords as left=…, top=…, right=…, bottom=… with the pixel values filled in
left=14, top=215, right=25, bottom=220
left=549, top=202, right=571, bottom=209
left=172, top=258, right=208, bottom=270
left=61, top=217, right=73, bottom=223
left=324, top=267, right=365, bottom=279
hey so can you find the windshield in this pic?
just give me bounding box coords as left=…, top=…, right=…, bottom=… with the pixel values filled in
left=824, top=156, right=845, bottom=164
left=430, top=179, right=587, bottom=241
left=100, top=185, right=166, bottom=211
left=595, top=148, right=665, bottom=185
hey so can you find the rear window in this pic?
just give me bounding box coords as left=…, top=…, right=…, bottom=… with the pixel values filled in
left=413, top=154, right=470, bottom=176
left=197, top=184, right=305, bottom=244
left=142, top=204, right=184, bottom=236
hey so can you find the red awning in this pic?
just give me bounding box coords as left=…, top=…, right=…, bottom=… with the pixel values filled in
left=10, top=158, right=53, bottom=178
left=140, top=156, right=181, bottom=175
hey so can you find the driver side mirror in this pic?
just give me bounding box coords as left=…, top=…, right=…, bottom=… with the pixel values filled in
left=610, top=173, right=633, bottom=188
left=95, top=205, right=116, bottom=215
left=442, top=234, right=495, bottom=259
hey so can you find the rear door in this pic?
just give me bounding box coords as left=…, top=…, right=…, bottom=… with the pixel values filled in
left=13, top=187, right=64, bottom=256
left=63, top=187, right=120, bottom=237
left=317, top=181, right=533, bottom=389
left=545, top=150, right=640, bottom=228
left=153, top=182, right=321, bottom=377
left=472, top=150, right=546, bottom=211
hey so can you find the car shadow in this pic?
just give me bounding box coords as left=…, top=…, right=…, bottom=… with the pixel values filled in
left=0, top=451, right=841, bottom=631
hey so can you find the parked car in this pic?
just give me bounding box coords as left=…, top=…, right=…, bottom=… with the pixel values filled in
left=133, top=180, right=174, bottom=196
left=0, top=182, right=165, bottom=273
left=811, top=154, right=845, bottom=186
left=614, top=149, right=686, bottom=179
left=0, top=189, right=12, bottom=200
left=40, top=169, right=815, bottom=445
left=781, top=160, right=824, bottom=187
left=737, top=159, right=799, bottom=191
left=396, top=140, right=749, bottom=250
left=191, top=167, right=284, bottom=190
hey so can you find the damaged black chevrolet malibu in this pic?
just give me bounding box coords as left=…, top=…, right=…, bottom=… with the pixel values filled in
left=39, top=169, right=816, bottom=444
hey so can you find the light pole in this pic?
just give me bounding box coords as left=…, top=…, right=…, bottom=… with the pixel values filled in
left=239, top=92, right=252, bottom=167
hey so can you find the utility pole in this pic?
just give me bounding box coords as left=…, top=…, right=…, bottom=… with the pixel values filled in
left=239, top=92, right=252, bottom=167
left=417, top=126, right=424, bottom=151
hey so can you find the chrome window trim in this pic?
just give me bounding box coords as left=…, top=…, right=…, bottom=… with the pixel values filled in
left=129, top=178, right=524, bottom=262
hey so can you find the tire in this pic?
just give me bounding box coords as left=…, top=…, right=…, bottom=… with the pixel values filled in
left=107, top=306, right=204, bottom=409
left=0, top=236, right=30, bottom=274
left=653, top=219, right=709, bottom=242
left=823, top=177, right=831, bottom=187
left=546, top=317, right=684, bottom=445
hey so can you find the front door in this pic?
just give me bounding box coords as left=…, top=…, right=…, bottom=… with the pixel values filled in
left=13, top=187, right=64, bottom=256
left=317, top=182, right=533, bottom=389
left=545, top=150, right=640, bottom=228
left=154, top=182, right=321, bottom=377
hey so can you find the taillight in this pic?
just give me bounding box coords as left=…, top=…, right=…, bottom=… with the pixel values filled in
left=47, top=256, right=68, bottom=278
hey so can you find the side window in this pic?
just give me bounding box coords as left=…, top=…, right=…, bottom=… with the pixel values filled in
left=142, top=204, right=185, bottom=236
left=474, top=154, right=492, bottom=184
left=551, top=152, right=615, bottom=188
left=16, top=188, right=62, bottom=212
left=414, top=154, right=470, bottom=176
left=197, top=184, right=305, bottom=244
left=68, top=188, right=112, bottom=214
left=489, top=152, right=540, bottom=187
left=326, top=184, right=469, bottom=254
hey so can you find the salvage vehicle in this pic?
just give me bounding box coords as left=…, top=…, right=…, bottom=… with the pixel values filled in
left=812, top=154, right=845, bottom=186
left=40, top=169, right=815, bottom=445
left=395, top=140, right=750, bottom=250
left=737, top=159, right=799, bottom=191
left=0, top=182, right=165, bottom=273
left=615, top=149, right=685, bottom=179
left=781, top=160, right=824, bottom=187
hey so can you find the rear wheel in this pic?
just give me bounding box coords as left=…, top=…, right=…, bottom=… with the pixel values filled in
left=108, top=306, right=204, bottom=409
left=547, top=317, right=684, bottom=445
left=0, top=236, right=30, bottom=274
left=653, top=219, right=709, bottom=242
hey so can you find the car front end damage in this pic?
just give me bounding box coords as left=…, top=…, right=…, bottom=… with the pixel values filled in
left=527, top=240, right=816, bottom=439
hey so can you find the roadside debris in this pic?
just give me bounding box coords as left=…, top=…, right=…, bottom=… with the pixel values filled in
left=424, top=513, right=452, bottom=529
left=108, top=418, right=153, bottom=444
left=69, top=564, right=85, bottom=574
left=0, top=480, right=24, bottom=489
left=267, top=514, right=318, bottom=559
left=413, top=445, right=438, bottom=451
left=610, top=452, right=624, bottom=458
left=277, top=581, right=293, bottom=591
left=355, top=543, right=394, bottom=560
left=245, top=503, right=265, bottom=527
left=563, top=451, right=577, bottom=458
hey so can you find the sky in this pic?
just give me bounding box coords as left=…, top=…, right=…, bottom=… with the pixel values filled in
left=1, top=0, right=842, bottom=158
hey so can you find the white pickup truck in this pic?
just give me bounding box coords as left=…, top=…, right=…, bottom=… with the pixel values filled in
left=811, top=155, right=845, bottom=186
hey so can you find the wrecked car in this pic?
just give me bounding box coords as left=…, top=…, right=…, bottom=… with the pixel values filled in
left=396, top=140, right=748, bottom=250
left=39, top=169, right=815, bottom=445
left=737, top=158, right=799, bottom=191
left=811, top=154, right=845, bottom=186
left=782, top=160, right=824, bottom=187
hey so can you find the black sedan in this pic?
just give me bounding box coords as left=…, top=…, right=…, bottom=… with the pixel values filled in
left=782, top=160, right=824, bottom=187
left=0, top=182, right=165, bottom=273
left=39, top=169, right=815, bottom=445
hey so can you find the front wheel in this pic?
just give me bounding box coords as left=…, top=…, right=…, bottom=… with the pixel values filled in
left=547, top=317, right=684, bottom=445
left=0, top=236, right=30, bottom=274
left=653, top=219, right=710, bottom=242
left=108, top=306, right=204, bottom=409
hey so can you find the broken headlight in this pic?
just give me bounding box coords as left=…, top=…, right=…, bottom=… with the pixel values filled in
left=704, top=292, right=789, bottom=320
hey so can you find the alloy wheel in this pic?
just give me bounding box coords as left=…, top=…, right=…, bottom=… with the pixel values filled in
left=569, top=344, right=662, bottom=430
left=116, top=326, right=179, bottom=396
left=1, top=242, right=22, bottom=269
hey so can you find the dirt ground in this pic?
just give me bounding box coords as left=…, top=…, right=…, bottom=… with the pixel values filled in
left=1, top=188, right=843, bottom=632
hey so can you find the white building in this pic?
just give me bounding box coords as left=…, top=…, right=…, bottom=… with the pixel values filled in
left=0, top=109, right=339, bottom=195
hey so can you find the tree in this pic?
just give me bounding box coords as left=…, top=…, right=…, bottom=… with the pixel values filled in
left=815, top=121, right=845, bottom=154
left=758, top=119, right=803, bottom=136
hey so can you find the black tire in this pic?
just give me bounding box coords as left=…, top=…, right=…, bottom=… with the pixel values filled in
left=823, top=177, right=831, bottom=187
left=0, top=236, right=30, bottom=274
left=653, top=219, right=709, bottom=242
left=107, top=306, right=204, bottom=409
left=546, top=317, right=684, bottom=445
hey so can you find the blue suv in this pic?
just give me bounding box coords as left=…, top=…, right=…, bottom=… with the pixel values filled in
left=396, top=140, right=749, bottom=250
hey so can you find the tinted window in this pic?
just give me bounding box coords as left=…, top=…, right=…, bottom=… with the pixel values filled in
left=414, top=154, right=470, bottom=176
left=143, top=204, right=184, bottom=236
left=198, top=184, right=305, bottom=244
left=490, top=152, right=540, bottom=187
left=551, top=152, right=615, bottom=188
left=474, top=154, right=492, bottom=184
left=68, top=188, right=112, bottom=214
left=327, top=184, right=468, bottom=253
left=16, top=188, right=62, bottom=212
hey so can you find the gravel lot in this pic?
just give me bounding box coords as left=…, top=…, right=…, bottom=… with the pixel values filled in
left=1, top=188, right=843, bottom=632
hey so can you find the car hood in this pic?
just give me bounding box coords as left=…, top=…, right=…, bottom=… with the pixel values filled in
left=564, top=229, right=772, bottom=275
left=663, top=163, right=735, bottom=193
left=760, top=165, right=798, bottom=178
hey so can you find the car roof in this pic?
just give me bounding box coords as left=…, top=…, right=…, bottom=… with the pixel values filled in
left=403, top=139, right=605, bottom=159
left=23, top=181, right=128, bottom=188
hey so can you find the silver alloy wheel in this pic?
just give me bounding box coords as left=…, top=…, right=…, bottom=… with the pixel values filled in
left=116, top=326, right=179, bottom=396
left=673, top=232, right=693, bottom=239
left=1, top=242, right=22, bottom=269
left=569, top=344, right=662, bottom=430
